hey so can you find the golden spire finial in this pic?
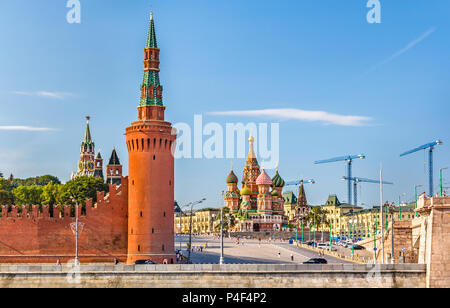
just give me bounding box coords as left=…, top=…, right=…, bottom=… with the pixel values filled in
left=150, top=11, right=153, bottom=21
left=231, top=162, right=234, bottom=171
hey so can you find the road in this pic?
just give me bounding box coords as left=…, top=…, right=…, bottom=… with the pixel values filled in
left=175, top=235, right=353, bottom=264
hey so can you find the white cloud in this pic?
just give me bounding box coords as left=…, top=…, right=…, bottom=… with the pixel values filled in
left=365, top=27, right=437, bottom=75
left=208, top=108, right=373, bottom=127
left=0, top=126, right=55, bottom=132
left=11, top=91, right=72, bottom=100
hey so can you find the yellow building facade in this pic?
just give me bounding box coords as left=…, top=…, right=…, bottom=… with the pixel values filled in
left=174, top=208, right=220, bottom=234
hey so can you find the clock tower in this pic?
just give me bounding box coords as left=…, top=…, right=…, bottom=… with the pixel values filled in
left=72, top=116, right=97, bottom=179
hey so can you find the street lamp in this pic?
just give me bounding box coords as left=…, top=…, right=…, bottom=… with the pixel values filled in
left=389, top=203, right=396, bottom=264
left=440, top=167, right=448, bottom=197
left=415, top=184, right=423, bottom=217
left=349, top=219, right=357, bottom=258
left=398, top=193, right=406, bottom=220
left=220, top=205, right=225, bottom=265
left=186, top=198, right=206, bottom=263
left=70, top=197, right=84, bottom=266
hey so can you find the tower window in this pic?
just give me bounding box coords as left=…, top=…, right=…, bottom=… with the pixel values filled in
left=152, top=228, right=155, bottom=234
left=140, top=211, right=143, bottom=217
left=163, top=212, right=166, bottom=217
left=138, top=245, right=140, bottom=252
left=162, top=245, right=165, bottom=252
left=153, top=155, right=156, bottom=161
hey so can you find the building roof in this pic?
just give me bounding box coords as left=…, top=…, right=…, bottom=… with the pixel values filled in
left=256, top=169, right=272, bottom=185
left=140, top=12, right=163, bottom=107
left=283, top=191, right=297, bottom=205
left=226, top=170, right=238, bottom=184
left=272, top=170, right=285, bottom=188
left=108, top=148, right=121, bottom=166
left=146, top=12, right=157, bottom=48
left=82, top=116, right=94, bottom=145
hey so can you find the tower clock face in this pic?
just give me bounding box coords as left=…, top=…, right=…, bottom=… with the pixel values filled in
left=78, top=161, right=84, bottom=171
left=87, top=161, right=95, bottom=172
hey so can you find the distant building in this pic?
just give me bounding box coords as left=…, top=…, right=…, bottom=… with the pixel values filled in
left=174, top=208, right=220, bottom=234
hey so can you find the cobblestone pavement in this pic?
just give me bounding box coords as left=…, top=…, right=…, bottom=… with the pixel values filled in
left=175, top=236, right=354, bottom=264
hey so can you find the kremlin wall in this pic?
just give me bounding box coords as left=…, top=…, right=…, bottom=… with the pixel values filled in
left=0, top=13, right=175, bottom=264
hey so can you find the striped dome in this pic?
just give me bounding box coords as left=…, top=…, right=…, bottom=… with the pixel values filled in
left=226, top=170, right=238, bottom=184
left=256, top=169, right=272, bottom=186
left=272, top=170, right=285, bottom=188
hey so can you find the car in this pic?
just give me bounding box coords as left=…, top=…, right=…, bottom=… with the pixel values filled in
left=134, top=259, right=157, bottom=265
left=303, top=258, right=328, bottom=264
left=353, top=245, right=365, bottom=250
left=317, top=243, right=338, bottom=251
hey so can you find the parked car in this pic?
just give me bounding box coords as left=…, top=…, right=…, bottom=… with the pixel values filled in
left=134, top=259, right=157, bottom=265
left=353, top=245, right=365, bottom=250
left=303, top=258, right=328, bottom=264
left=317, top=243, right=337, bottom=251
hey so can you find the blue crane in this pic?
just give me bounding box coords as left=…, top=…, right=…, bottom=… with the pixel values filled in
left=342, top=176, right=393, bottom=206
left=400, top=140, right=443, bottom=197
left=314, top=154, right=366, bottom=205
left=285, top=179, right=316, bottom=186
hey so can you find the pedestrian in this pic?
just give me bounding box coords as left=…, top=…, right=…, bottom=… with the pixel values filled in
left=278, top=252, right=281, bottom=258
left=291, top=254, right=294, bottom=262
left=114, top=258, right=119, bottom=265
left=56, top=259, right=61, bottom=266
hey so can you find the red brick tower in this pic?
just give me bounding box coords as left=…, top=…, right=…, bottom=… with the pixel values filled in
left=125, top=12, right=177, bottom=264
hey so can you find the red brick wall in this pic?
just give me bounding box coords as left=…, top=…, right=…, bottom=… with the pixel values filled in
left=0, top=178, right=128, bottom=264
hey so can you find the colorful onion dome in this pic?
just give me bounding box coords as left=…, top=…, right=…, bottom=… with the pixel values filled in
left=226, top=170, right=238, bottom=184
left=271, top=189, right=279, bottom=197
left=256, top=169, right=272, bottom=186
left=272, top=170, right=285, bottom=188
left=240, top=184, right=252, bottom=196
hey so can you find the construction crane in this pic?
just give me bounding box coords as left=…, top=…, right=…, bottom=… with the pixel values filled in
left=400, top=140, right=443, bottom=197
left=314, top=154, right=366, bottom=205
left=285, top=179, right=316, bottom=186
left=342, top=176, right=393, bottom=206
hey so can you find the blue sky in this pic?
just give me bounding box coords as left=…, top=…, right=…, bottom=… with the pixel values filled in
left=0, top=0, right=449, bottom=208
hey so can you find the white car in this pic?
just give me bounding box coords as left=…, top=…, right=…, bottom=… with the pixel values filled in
left=317, top=243, right=337, bottom=251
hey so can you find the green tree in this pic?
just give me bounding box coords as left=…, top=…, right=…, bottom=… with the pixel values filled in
left=0, top=190, right=14, bottom=205
left=58, top=177, right=109, bottom=212
left=214, top=207, right=236, bottom=232
left=41, top=182, right=62, bottom=206
left=0, top=171, right=3, bottom=178
left=13, top=185, right=44, bottom=206
left=0, top=178, right=14, bottom=192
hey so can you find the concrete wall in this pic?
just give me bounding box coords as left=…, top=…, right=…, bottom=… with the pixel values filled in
left=0, top=264, right=426, bottom=288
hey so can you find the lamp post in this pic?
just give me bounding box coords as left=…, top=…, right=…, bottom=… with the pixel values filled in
left=389, top=203, right=395, bottom=264
left=226, top=213, right=231, bottom=239
left=187, top=198, right=207, bottom=263
left=373, top=221, right=377, bottom=263
left=415, top=184, right=423, bottom=218
left=440, top=167, right=448, bottom=197
left=398, top=193, right=406, bottom=221
left=220, top=207, right=224, bottom=265
left=350, top=219, right=357, bottom=258
left=70, top=197, right=83, bottom=266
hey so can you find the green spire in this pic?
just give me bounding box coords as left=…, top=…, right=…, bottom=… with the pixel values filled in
left=83, top=116, right=94, bottom=145
left=140, top=12, right=163, bottom=107
left=146, top=12, right=158, bottom=48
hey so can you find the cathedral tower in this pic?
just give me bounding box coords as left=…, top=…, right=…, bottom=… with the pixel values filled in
left=125, top=12, right=177, bottom=264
